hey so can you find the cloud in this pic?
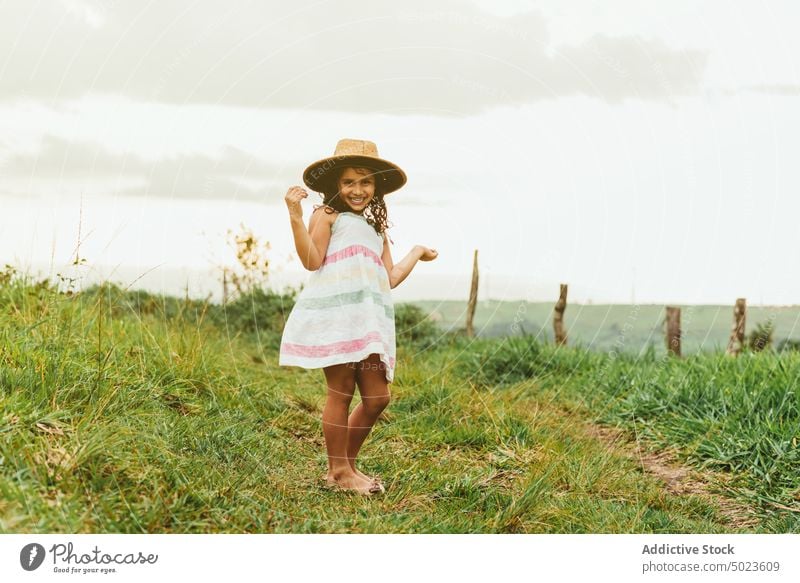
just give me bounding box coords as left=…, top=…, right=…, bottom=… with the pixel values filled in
left=0, top=132, right=503, bottom=203
left=0, top=1, right=708, bottom=115
left=1, top=135, right=291, bottom=201
left=554, top=34, right=707, bottom=103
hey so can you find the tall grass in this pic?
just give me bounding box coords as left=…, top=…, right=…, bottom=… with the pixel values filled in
left=454, top=334, right=800, bottom=528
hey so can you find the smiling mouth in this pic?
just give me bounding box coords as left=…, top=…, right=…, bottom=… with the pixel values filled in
left=349, top=197, right=366, bottom=204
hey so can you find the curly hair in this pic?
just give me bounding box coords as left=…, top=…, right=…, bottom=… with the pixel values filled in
left=313, top=166, right=393, bottom=242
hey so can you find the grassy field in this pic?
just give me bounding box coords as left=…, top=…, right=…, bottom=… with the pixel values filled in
left=412, top=299, right=800, bottom=355
left=1, top=269, right=798, bottom=533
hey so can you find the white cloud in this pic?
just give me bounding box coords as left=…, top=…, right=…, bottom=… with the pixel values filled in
left=0, top=135, right=288, bottom=202
left=1, top=0, right=707, bottom=114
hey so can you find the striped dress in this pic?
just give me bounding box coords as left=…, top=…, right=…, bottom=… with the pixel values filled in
left=279, top=211, right=396, bottom=383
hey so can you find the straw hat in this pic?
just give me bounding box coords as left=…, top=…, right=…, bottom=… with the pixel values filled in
left=302, top=138, right=407, bottom=195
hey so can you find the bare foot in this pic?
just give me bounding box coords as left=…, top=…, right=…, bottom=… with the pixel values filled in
left=325, top=470, right=382, bottom=495
left=351, top=466, right=382, bottom=485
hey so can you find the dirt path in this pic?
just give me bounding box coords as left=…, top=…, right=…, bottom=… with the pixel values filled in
left=582, top=422, right=761, bottom=529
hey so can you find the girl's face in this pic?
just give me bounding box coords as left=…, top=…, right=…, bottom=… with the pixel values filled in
left=337, top=167, right=376, bottom=212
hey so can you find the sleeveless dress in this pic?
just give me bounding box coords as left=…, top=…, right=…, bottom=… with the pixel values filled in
left=279, top=211, right=396, bottom=383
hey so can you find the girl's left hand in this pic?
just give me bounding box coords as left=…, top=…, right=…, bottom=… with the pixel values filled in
left=417, top=246, right=438, bottom=261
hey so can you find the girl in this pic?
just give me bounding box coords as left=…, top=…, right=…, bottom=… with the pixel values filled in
left=279, top=138, right=438, bottom=496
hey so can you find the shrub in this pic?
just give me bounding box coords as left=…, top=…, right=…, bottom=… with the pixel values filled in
left=394, top=303, right=441, bottom=350
left=777, top=338, right=800, bottom=353
left=454, top=333, right=592, bottom=387
left=211, top=286, right=298, bottom=348
left=79, top=283, right=212, bottom=326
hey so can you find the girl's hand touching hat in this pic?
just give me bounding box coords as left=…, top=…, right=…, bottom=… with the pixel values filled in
left=285, top=186, right=308, bottom=220
left=416, top=246, right=438, bottom=261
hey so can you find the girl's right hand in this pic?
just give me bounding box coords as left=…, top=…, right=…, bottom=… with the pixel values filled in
left=285, top=186, right=308, bottom=220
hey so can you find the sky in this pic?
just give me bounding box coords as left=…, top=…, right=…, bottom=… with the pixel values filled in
left=1, top=0, right=799, bottom=304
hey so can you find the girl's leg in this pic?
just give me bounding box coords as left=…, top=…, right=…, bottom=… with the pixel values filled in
left=347, top=353, right=391, bottom=476
left=321, top=362, right=376, bottom=492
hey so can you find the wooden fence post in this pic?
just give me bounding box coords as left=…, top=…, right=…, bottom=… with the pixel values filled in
left=553, top=284, right=568, bottom=346
left=465, top=249, right=478, bottom=338
left=727, top=298, right=746, bottom=356
left=665, top=306, right=681, bottom=357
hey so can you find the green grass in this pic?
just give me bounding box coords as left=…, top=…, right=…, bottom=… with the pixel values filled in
left=452, top=335, right=800, bottom=531
left=0, top=270, right=797, bottom=533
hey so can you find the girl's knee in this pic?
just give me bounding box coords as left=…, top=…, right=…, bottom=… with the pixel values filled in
left=323, top=365, right=356, bottom=404
left=326, top=386, right=354, bottom=406
left=363, top=393, right=391, bottom=415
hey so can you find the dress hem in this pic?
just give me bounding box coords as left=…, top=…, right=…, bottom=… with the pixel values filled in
left=279, top=348, right=395, bottom=383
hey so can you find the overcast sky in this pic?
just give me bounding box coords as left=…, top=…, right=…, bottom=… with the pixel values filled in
left=2, top=0, right=799, bottom=304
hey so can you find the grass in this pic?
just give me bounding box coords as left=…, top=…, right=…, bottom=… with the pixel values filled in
left=451, top=335, right=800, bottom=531
left=0, top=269, right=797, bottom=533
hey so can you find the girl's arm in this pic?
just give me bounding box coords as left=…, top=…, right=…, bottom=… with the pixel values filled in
left=285, top=187, right=333, bottom=271
left=381, top=232, right=394, bottom=285
left=384, top=240, right=438, bottom=289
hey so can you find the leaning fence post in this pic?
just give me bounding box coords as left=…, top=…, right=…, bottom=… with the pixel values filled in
left=553, top=284, right=568, bottom=346
left=665, top=306, right=681, bottom=357
left=727, top=298, right=746, bottom=356
left=465, top=249, right=479, bottom=338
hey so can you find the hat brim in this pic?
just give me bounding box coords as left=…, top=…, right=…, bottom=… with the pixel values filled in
left=303, top=155, right=406, bottom=195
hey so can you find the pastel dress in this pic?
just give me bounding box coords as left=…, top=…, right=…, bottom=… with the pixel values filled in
left=279, top=211, right=396, bottom=383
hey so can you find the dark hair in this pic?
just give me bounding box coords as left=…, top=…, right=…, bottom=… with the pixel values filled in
left=314, top=166, right=392, bottom=240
